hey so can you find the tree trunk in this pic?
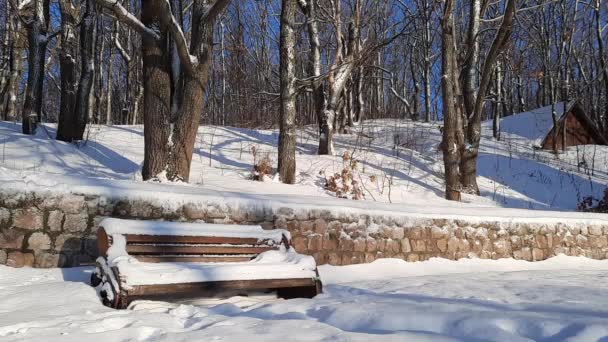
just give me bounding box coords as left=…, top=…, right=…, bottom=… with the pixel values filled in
left=441, top=0, right=463, bottom=201
left=300, top=0, right=324, bottom=132
left=56, top=2, right=79, bottom=142
left=594, top=0, right=608, bottom=137
left=71, top=0, right=96, bottom=141
left=493, top=61, right=503, bottom=140
left=167, top=0, right=231, bottom=182
left=141, top=0, right=172, bottom=180
left=462, top=0, right=481, bottom=117
left=105, top=32, right=114, bottom=125
left=21, top=0, right=50, bottom=135
left=278, top=0, right=297, bottom=183
left=3, top=12, right=20, bottom=121
left=459, top=0, right=516, bottom=195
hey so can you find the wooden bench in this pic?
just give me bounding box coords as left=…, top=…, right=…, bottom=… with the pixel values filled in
left=91, top=218, right=322, bottom=309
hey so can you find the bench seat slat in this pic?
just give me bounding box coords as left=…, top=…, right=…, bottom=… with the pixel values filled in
left=124, top=235, right=275, bottom=246
left=127, top=278, right=318, bottom=297
left=126, top=245, right=276, bottom=255
left=135, top=255, right=255, bottom=263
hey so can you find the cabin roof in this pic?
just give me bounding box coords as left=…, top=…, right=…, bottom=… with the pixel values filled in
left=498, top=102, right=567, bottom=146
left=498, top=101, right=607, bottom=148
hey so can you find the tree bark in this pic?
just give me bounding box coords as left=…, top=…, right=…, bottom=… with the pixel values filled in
left=3, top=9, right=20, bottom=121
left=278, top=0, right=298, bottom=183
left=21, top=0, right=50, bottom=135
left=441, top=0, right=463, bottom=201
left=56, top=2, right=79, bottom=141
left=167, top=0, right=231, bottom=182
left=141, top=0, right=172, bottom=180
left=460, top=0, right=516, bottom=195
left=71, top=0, right=96, bottom=141
left=299, top=0, right=324, bottom=132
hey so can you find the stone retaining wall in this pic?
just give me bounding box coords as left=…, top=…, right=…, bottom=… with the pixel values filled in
left=1, top=190, right=607, bottom=268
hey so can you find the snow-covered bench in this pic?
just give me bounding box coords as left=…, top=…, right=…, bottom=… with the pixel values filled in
left=90, top=218, right=322, bottom=309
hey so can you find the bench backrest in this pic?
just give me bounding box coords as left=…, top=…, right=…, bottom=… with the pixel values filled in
left=97, top=226, right=290, bottom=263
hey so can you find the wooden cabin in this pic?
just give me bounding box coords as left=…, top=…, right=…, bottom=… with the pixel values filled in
left=540, top=102, right=608, bottom=151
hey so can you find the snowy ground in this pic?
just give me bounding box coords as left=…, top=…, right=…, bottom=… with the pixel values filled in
left=1, top=255, right=608, bottom=341
left=1, top=114, right=607, bottom=211
left=2, top=116, right=608, bottom=341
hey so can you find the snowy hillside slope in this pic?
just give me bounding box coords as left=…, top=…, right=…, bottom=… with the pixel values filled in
left=1, top=255, right=608, bottom=341
left=497, top=103, right=566, bottom=147
left=0, top=118, right=606, bottom=211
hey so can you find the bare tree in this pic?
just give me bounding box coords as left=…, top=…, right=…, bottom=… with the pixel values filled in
left=278, top=0, right=298, bottom=183
left=18, top=0, right=51, bottom=134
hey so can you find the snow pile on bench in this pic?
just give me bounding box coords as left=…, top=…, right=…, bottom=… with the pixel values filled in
left=100, top=218, right=317, bottom=287
left=101, top=218, right=289, bottom=242
left=111, top=249, right=318, bottom=287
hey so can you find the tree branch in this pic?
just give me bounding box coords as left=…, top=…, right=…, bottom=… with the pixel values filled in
left=95, top=0, right=160, bottom=40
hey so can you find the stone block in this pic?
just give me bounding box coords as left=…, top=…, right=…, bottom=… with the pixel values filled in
left=307, top=235, right=323, bottom=252
left=313, top=219, right=327, bottom=234
left=63, top=213, right=89, bottom=233
left=407, top=227, right=426, bottom=240
left=401, top=238, right=412, bottom=253
left=58, top=195, right=86, bottom=214
left=386, top=239, right=400, bottom=254
left=535, top=235, right=548, bottom=249
left=292, top=236, right=307, bottom=253
left=589, top=226, right=603, bottom=236
left=366, top=239, right=377, bottom=252
left=328, top=253, right=340, bottom=265
left=431, top=227, right=448, bottom=239
left=274, top=216, right=288, bottom=229
left=323, top=237, right=338, bottom=251
left=447, top=237, right=459, bottom=253
left=391, top=227, right=405, bottom=240
left=406, top=253, right=420, bottom=262
left=205, top=206, right=226, bottom=219
left=364, top=253, right=376, bottom=263
left=277, top=207, right=295, bottom=220
left=27, top=232, right=51, bottom=250
left=532, top=248, right=545, bottom=261
left=376, top=239, right=386, bottom=252
left=353, top=238, right=366, bottom=252
left=0, top=230, right=25, bottom=249
left=47, top=210, right=64, bottom=232
left=412, top=239, right=426, bottom=253
left=0, top=250, right=6, bottom=264
left=339, top=237, right=354, bottom=251
left=436, top=239, right=447, bottom=253
left=54, top=234, right=82, bottom=252
left=493, top=239, right=511, bottom=257
left=260, top=221, right=274, bottom=230
left=6, top=251, right=35, bottom=268
left=299, top=221, right=314, bottom=234
left=183, top=204, right=206, bottom=220
left=12, top=208, right=43, bottom=230
left=588, top=236, right=608, bottom=248
left=311, top=252, right=327, bottom=265
left=0, top=207, right=10, bottom=226
left=35, top=252, right=66, bottom=268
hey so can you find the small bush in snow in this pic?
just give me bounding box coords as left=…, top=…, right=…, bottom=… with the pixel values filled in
left=578, top=188, right=608, bottom=213
left=251, top=146, right=273, bottom=181
left=325, top=152, right=365, bottom=200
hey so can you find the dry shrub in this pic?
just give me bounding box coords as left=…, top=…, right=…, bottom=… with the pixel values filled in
left=251, top=146, right=273, bottom=181
left=325, top=155, right=364, bottom=200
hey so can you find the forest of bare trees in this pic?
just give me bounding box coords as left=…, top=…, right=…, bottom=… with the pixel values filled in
left=0, top=0, right=606, bottom=200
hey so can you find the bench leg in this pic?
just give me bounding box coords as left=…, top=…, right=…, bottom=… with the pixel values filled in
left=91, top=258, right=124, bottom=309
left=276, top=280, right=322, bottom=299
